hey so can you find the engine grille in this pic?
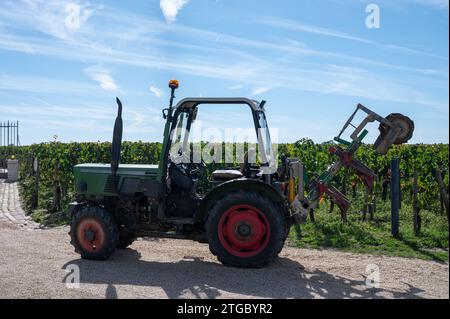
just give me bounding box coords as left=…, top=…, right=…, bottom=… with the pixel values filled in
left=104, top=175, right=116, bottom=193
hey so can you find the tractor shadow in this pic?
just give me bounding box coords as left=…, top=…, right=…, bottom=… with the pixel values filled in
left=63, top=249, right=424, bottom=299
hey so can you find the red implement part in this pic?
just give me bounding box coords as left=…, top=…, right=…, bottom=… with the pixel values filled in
left=329, top=147, right=375, bottom=191
left=316, top=181, right=350, bottom=221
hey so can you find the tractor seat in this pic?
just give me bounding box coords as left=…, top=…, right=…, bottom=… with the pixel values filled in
left=212, top=169, right=243, bottom=180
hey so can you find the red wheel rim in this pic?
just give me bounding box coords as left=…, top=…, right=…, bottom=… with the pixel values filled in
left=218, top=204, right=271, bottom=258
left=76, top=218, right=105, bottom=253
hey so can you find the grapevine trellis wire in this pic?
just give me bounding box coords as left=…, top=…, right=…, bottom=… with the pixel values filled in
left=0, top=121, right=20, bottom=147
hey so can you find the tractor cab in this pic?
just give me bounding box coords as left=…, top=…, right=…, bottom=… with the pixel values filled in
left=162, top=97, right=276, bottom=188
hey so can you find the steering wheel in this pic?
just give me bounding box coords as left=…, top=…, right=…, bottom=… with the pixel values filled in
left=170, top=151, right=206, bottom=178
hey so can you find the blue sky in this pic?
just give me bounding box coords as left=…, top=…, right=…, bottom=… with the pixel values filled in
left=0, top=0, right=448, bottom=145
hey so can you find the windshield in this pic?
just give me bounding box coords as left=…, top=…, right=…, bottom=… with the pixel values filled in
left=256, top=111, right=276, bottom=173
left=169, top=111, right=190, bottom=163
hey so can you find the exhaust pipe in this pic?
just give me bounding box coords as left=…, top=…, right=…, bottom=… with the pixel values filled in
left=111, top=97, right=123, bottom=193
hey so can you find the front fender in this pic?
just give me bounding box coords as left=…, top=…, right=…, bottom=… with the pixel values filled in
left=193, top=178, right=286, bottom=223
left=67, top=201, right=86, bottom=218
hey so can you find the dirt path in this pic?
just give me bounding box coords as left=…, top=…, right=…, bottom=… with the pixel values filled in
left=0, top=181, right=448, bottom=299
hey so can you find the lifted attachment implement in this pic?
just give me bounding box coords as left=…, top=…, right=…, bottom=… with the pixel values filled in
left=291, top=103, right=414, bottom=224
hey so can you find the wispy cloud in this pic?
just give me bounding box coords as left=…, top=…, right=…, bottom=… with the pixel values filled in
left=84, top=65, right=119, bottom=92
left=229, top=84, right=245, bottom=90
left=0, top=0, right=447, bottom=113
left=160, top=0, right=189, bottom=24
left=257, top=17, right=448, bottom=60
left=415, top=0, right=449, bottom=10
left=251, top=87, right=271, bottom=96
left=260, top=18, right=371, bottom=44
left=150, top=85, right=165, bottom=98
left=0, top=73, right=98, bottom=94
left=0, top=0, right=100, bottom=42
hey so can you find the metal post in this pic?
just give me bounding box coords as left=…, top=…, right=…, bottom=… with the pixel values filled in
left=7, top=121, right=10, bottom=146
left=391, top=158, right=400, bottom=237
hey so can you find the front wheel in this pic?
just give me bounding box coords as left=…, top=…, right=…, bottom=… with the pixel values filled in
left=206, top=191, right=287, bottom=268
left=69, top=206, right=118, bottom=260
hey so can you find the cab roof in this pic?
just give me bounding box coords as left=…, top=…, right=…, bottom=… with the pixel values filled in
left=174, top=97, right=265, bottom=112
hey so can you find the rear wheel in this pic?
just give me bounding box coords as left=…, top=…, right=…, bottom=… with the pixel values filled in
left=69, top=206, right=118, bottom=260
left=206, top=191, right=287, bottom=268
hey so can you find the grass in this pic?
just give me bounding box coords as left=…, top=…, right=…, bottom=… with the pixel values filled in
left=288, top=197, right=449, bottom=262
left=30, top=209, right=68, bottom=226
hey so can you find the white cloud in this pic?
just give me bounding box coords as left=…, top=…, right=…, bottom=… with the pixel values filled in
left=84, top=65, right=119, bottom=92
left=160, top=0, right=189, bottom=24
left=150, top=85, right=164, bottom=97
left=251, top=87, right=271, bottom=96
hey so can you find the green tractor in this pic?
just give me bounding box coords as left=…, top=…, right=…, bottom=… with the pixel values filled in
left=68, top=80, right=414, bottom=267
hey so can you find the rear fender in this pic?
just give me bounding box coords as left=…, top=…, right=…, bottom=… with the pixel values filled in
left=193, top=178, right=287, bottom=223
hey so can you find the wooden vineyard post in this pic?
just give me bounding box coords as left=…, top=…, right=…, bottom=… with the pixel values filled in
left=412, top=171, right=420, bottom=235
left=362, top=188, right=368, bottom=221
left=368, top=178, right=377, bottom=221
left=369, top=189, right=376, bottom=221
left=391, top=158, right=400, bottom=237
left=435, top=168, right=449, bottom=221
left=32, top=157, right=39, bottom=210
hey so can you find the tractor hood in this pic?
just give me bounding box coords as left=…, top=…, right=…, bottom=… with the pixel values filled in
left=74, top=163, right=159, bottom=176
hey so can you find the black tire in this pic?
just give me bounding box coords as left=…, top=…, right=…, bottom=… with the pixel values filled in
left=117, top=225, right=137, bottom=249
left=69, top=206, right=118, bottom=260
left=206, top=191, right=287, bottom=268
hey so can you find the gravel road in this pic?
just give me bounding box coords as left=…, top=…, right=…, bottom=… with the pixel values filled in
left=0, top=221, right=448, bottom=299
left=0, top=182, right=448, bottom=299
